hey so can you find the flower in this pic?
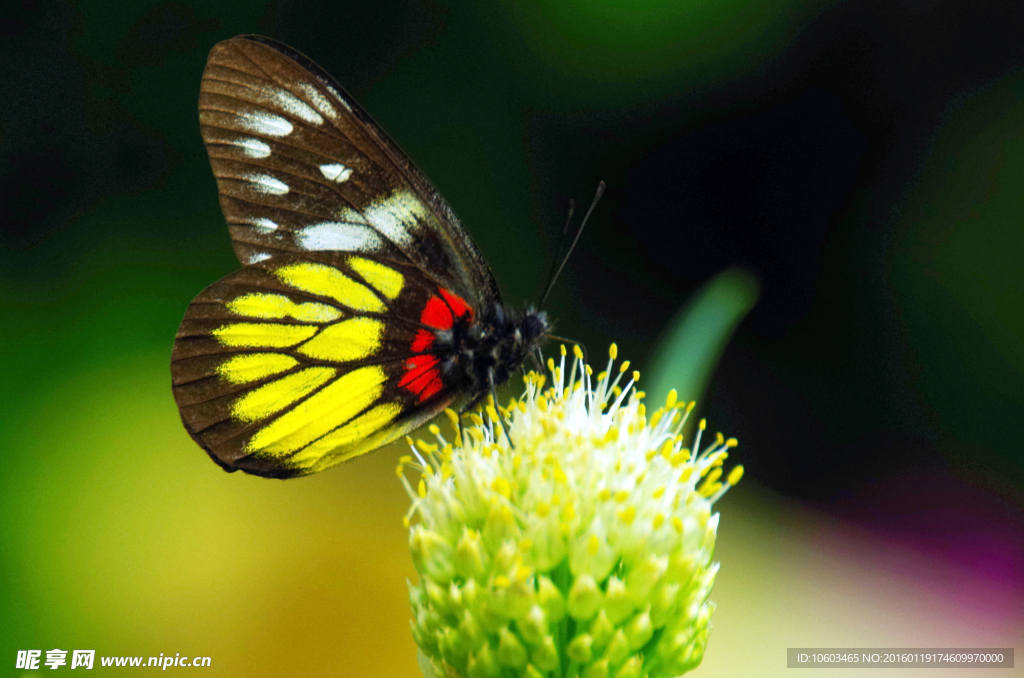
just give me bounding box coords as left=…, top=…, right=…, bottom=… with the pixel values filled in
left=400, top=344, right=743, bottom=678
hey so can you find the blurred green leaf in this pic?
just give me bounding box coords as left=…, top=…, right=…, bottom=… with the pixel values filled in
left=646, top=268, right=760, bottom=409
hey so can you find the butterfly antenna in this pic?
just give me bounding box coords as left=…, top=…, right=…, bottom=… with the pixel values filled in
left=538, top=198, right=575, bottom=305
left=538, top=181, right=605, bottom=309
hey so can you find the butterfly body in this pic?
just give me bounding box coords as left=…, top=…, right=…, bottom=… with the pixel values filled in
left=171, top=36, right=549, bottom=478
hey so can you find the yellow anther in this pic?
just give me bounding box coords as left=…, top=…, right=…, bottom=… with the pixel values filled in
left=493, top=575, right=511, bottom=588
left=633, top=371, right=640, bottom=382
left=699, top=482, right=721, bottom=498
left=512, top=454, right=522, bottom=470
left=573, top=345, right=584, bottom=360
left=417, top=479, right=427, bottom=498
left=652, top=487, right=665, bottom=499
left=561, top=503, right=576, bottom=522
left=547, top=358, right=556, bottom=372
left=395, top=465, right=404, bottom=477
left=553, top=466, right=567, bottom=483
left=666, top=389, right=678, bottom=409
left=520, top=538, right=533, bottom=551
left=585, top=365, right=593, bottom=376
left=609, top=343, right=618, bottom=360
left=445, top=408, right=459, bottom=429
left=486, top=405, right=499, bottom=423
left=560, top=344, right=567, bottom=356
left=618, top=360, right=630, bottom=374
left=599, top=488, right=612, bottom=501
left=637, top=403, right=645, bottom=418
left=514, top=566, right=532, bottom=583
left=613, top=490, right=629, bottom=503
left=492, top=477, right=512, bottom=499
left=671, top=517, right=683, bottom=533
left=704, top=467, right=723, bottom=485
left=617, top=506, right=636, bottom=525
left=726, top=437, right=738, bottom=448
left=645, top=449, right=658, bottom=461
left=679, top=467, right=694, bottom=482
left=405, top=435, right=415, bottom=447
left=660, top=439, right=674, bottom=458
left=686, top=400, right=696, bottom=413
left=588, top=534, right=601, bottom=556
left=715, top=432, right=724, bottom=446
left=727, top=465, right=745, bottom=485
left=428, top=424, right=440, bottom=436
left=536, top=502, right=551, bottom=517
left=469, top=413, right=484, bottom=427
left=652, top=513, right=665, bottom=529
left=699, top=418, right=707, bottom=430
left=399, top=455, right=413, bottom=464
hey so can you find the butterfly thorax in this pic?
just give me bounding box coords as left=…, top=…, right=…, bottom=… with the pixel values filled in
left=438, top=305, right=549, bottom=399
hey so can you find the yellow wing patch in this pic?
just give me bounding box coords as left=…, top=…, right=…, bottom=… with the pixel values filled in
left=246, top=365, right=388, bottom=455
left=290, top=402, right=402, bottom=466
left=218, top=353, right=300, bottom=384
left=227, top=292, right=343, bottom=322
left=213, top=322, right=318, bottom=348
left=275, top=262, right=384, bottom=312
left=231, top=366, right=337, bottom=422
left=349, top=256, right=404, bottom=300
left=296, top=317, right=383, bottom=362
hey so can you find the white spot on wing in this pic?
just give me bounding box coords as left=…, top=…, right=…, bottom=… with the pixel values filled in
left=297, top=83, right=342, bottom=120
left=363, top=189, right=428, bottom=249
left=247, top=218, right=278, bottom=232
left=249, top=174, right=289, bottom=195
left=237, top=111, right=293, bottom=137
left=272, top=90, right=325, bottom=125
left=248, top=252, right=273, bottom=263
left=319, top=163, right=352, bottom=182
left=231, top=138, right=271, bottom=158
left=296, top=222, right=383, bottom=252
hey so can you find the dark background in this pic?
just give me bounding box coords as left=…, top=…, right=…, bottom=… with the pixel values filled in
left=2, top=0, right=1022, bottom=673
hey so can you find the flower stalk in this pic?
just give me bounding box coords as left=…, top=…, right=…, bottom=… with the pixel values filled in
left=401, top=345, right=742, bottom=678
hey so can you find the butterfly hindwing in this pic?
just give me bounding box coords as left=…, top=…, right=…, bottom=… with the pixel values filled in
left=171, top=253, right=475, bottom=478
left=199, top=36, right=500, bottom=312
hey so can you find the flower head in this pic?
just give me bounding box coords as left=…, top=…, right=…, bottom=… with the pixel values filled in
left=401, top=344, right=743, bottom=678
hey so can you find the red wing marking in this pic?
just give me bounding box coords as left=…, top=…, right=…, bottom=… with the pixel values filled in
left=440, top=288, right=472, bottom=320
left=411, top=329, right=434, bottom=353
left=398, top=354, right=443, bottom=402
left=400, top=287, right=474, bottom=403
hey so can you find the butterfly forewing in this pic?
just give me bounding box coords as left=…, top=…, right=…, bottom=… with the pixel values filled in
left=172, top=253, right=475, bottom=478
left=199, top=36, right=499, bottom=311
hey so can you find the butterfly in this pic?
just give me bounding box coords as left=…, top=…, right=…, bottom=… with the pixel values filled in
left=171, top=36, right=551, bottom=479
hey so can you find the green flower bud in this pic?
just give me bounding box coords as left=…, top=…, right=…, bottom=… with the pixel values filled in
left=567, top=634, right=594, bottom=663
left=583, top=658, right=610, bottom=678
left=497, top=628, right=528, bottom=668
left=455, top=528, right=487, bottom=580
left=567, top=574, right=603, bottom=621
left=602, top=576, right=634, bottom=625
left=530, top=635, right=559, bottom=672
left=516, top=604, right=548, bottom=646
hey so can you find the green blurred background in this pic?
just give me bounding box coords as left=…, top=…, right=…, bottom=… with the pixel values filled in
left=2, top=0, right=1022, bottom=675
